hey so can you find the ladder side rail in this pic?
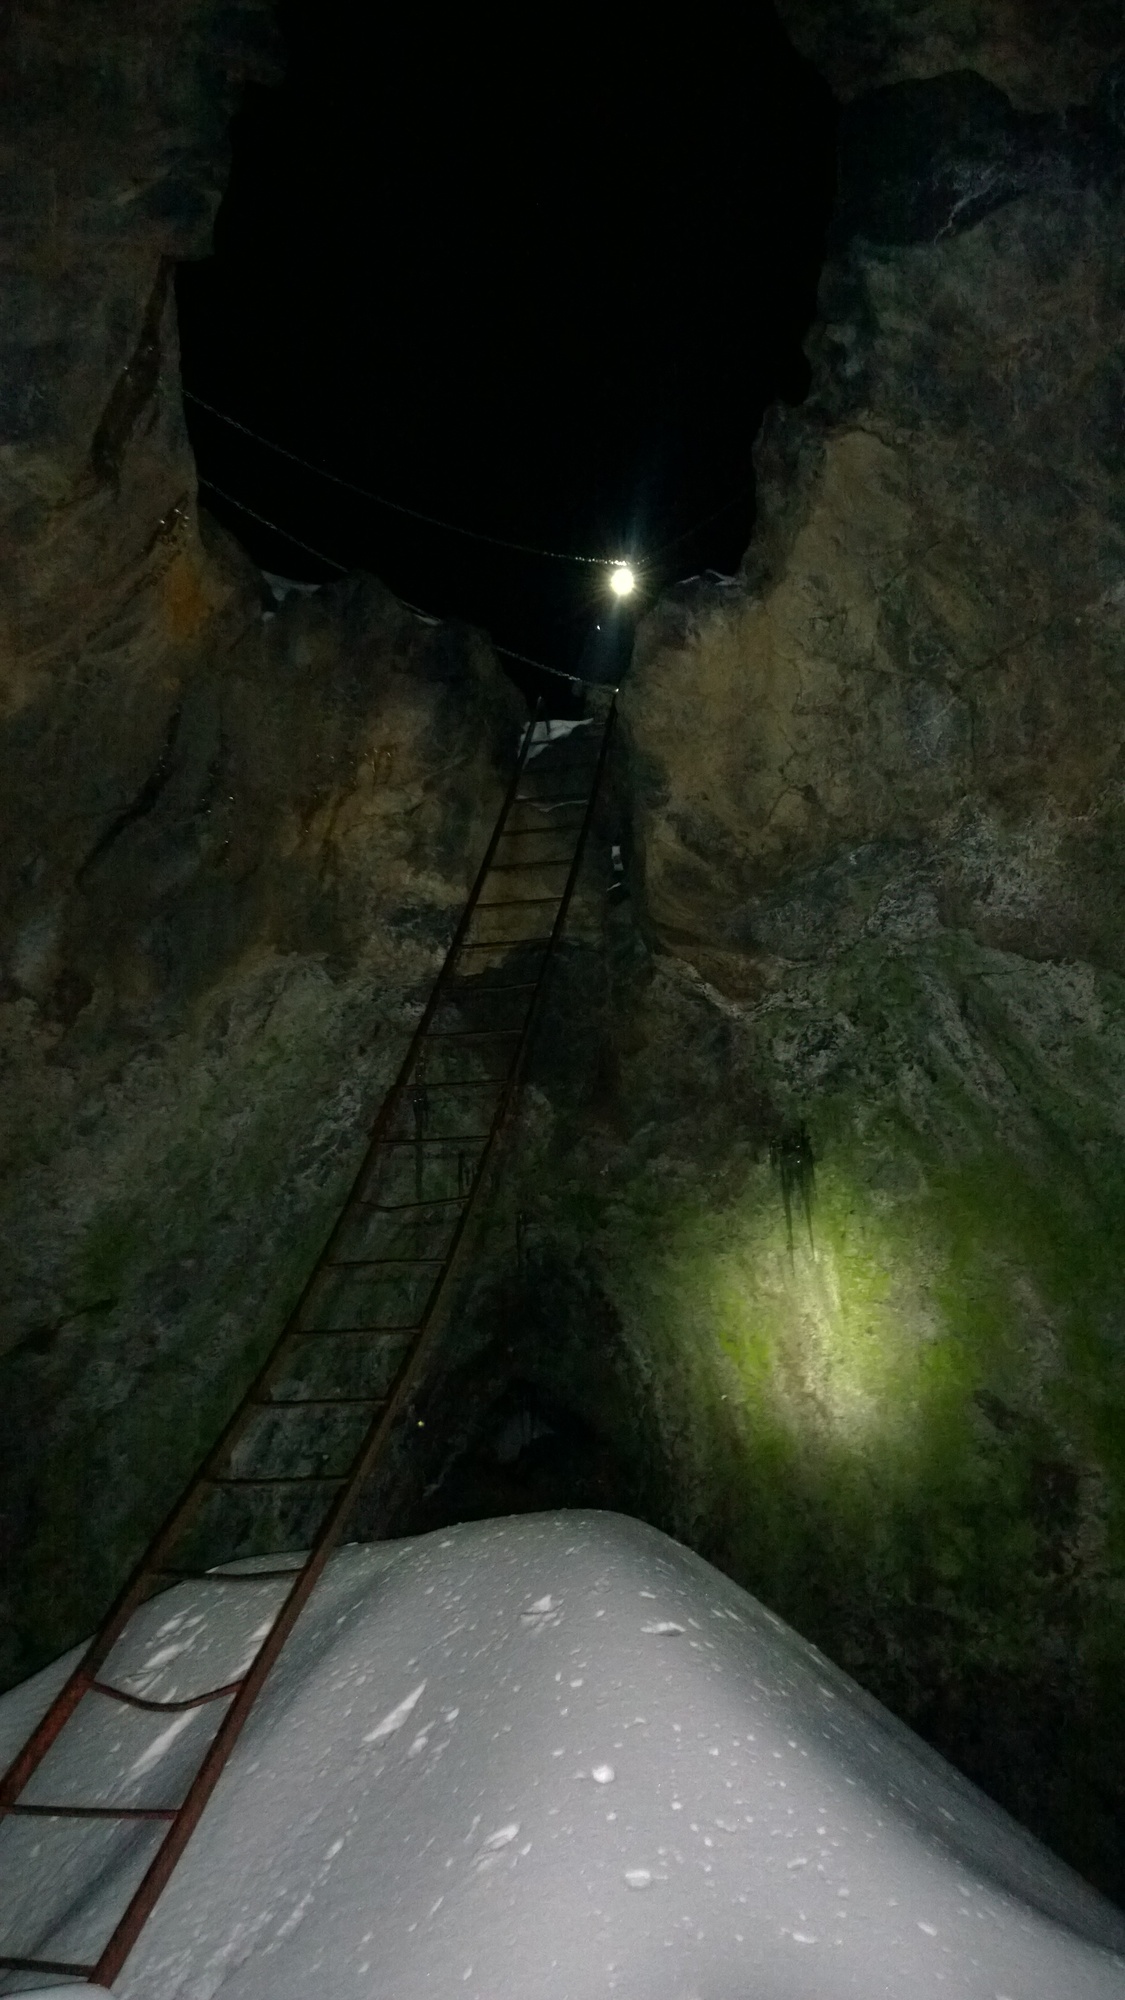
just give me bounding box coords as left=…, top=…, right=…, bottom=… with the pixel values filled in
left=90, top=734, right=597, bottom=1983
left=0, top=700, right=544, bottom=1809
left=284, top=703, right=615, bottom=1565
left=504, top=695, right=616, bottom=1101
left=364, top=697, right=615, bottom=1507
left=361, top=694, right=545, bottom=1132
left=2, top=695, right=613, bottom=1988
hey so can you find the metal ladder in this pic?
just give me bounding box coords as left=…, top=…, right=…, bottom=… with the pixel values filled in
left=0, top=693, right=615, bottom=1989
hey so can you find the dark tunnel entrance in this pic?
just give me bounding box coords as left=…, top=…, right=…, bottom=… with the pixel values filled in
left=172, top=0, right=835, bottom=1543
left=175, top=2, right=835, bottom=691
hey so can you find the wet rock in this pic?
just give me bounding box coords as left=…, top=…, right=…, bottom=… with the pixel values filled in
left=0, top=1, right=520, bottom=1686
left=411, top=3, right=1125, bottom=1897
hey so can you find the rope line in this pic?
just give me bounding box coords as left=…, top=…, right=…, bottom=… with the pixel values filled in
left=199, top=478, right=348, bottom=572
left=494, top=643, right=591, bottom=688
left=652, top=485, right=754, bottom=559
left=197, top=479, right=613, bottom=690
left=188, top=390, right=751, bottom=575
left=186, top=391, right=606, bottom=567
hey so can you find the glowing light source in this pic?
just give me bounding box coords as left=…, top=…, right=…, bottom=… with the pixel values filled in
left=608, top=562, right=636, bottom=598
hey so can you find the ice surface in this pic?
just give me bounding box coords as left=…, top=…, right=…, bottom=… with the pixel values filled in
left=261, top=573, right=322, bottom=604
left=2, top=1512, right=1125, bottom=2000
left=521, top=717, right=595, bottom=760
left=6, top=1989, right=114, bottom=1999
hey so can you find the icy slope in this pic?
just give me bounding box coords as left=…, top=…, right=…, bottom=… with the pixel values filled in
left=3, top=1511, right=1125, bottom=2000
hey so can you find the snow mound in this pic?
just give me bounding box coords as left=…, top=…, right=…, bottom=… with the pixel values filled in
left=2, top=1511, right=1124, bottom=1999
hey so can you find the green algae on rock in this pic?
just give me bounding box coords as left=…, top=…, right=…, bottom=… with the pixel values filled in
left=400, top=17, right=1125, bottom=1898
left=414, top=926, right=1125, bottom=1894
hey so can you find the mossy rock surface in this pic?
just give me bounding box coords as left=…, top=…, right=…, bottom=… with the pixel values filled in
left=428, top=927, right=1125, bottom=1897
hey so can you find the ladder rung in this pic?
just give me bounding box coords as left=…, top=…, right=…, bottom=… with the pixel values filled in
left=326, top=1256, right=445, bottom=1268
left=496, top=821, right=584, bottom=837
left=356, top=1193, right=468, bottom=1211
left=487, top=857, right=572, bottom=872
left=252, top=1395, right=383, bottom=1408
left=424, top=1027, right=523, bottom=1040
left=161, top=1564, right=304, bottom=1580
left=290, top=1323, right=420, bottom=1338
left=447, top=980, right=538, bottom=994
left=475, top=895, right=562, bottom=909
left=2, top=1802, right=177, bottom=1821
left=420, top=1077, right=507, bottom=1090
left=370, top=1132, right=489, bottom=1145
left=91, top=1675, right=245, bottom=1711
left=0, top=1956, right=99, bottom=1978
left=418, top=1080, right=506, bottom=1096
left=518, top=770, right=593, bottom=783
left=206, top=1473, right=347, bottom=1487
left=458, top=936, right=553, bottom=950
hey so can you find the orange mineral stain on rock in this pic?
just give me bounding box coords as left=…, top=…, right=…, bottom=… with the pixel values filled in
left=160, top=550, right=212, bottom=640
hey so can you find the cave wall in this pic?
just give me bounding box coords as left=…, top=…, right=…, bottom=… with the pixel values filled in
left=5, top=0, right=1125, bottom=1909
left=0, top=2, right=520, bottom=1685
left=777, top=0, right=1125, bottom=111
left=404, top=3, right=1125, bottom=1896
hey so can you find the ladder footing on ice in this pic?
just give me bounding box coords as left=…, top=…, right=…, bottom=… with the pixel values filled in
left=0, top=694, right=615, bottom=1990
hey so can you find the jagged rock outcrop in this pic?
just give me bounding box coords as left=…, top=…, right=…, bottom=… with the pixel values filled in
left=777, top=0, right=1125, bottom=110
left=0, top=3, right=520, bottom=1686
left=405, top=2, right=1125, bottom=1899
left=1, top=0, right=279, bottom=690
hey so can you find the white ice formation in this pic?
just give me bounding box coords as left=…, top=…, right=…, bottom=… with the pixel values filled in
left=2, top=1511, right=1124, bottom=1999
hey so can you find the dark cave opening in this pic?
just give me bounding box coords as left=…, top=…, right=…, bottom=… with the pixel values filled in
left=168, top=0, right=837, bottom=1558
left=405, top=1375, right=636, bottom=1534
left=175, top=2, right=835, bottom=686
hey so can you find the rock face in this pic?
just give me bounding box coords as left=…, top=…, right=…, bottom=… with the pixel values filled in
left=621, top=27, right=1125, bottom=1892
left=404, top=3, right=1125, bottom=1899
left=776, top=0, right=1125, bottom=110
left=5, top=0, right=1125, bottom=1917
left=0, top=2, right=520, bottom=1687
left=1, top=0, right=278, bottom=688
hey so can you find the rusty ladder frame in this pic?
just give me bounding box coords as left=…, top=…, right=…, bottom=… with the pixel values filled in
left=0, top=692, right=616, bottom=1987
